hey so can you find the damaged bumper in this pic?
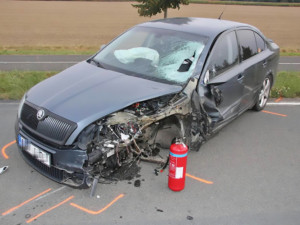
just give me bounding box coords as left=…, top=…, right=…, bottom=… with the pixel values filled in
left=15, top=78, right=210, bottom=189
left=15, top=121, right=89, bottom=188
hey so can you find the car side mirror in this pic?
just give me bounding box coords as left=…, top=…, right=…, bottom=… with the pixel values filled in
left=203, top=70, right=210, bottom=85
left=204, top=66, right=218, bottom=85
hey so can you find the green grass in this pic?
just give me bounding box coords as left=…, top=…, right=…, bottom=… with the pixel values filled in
left=270, top=71, right=300, bottom=98
left=0, top=46, right=97, bottom=55
left=1, top=46, right=299, bottom=56
left=190, top=0, right=300, bottom=7
left=280, top=49, right=300, bottom=56
left=0, top=71, right=299, bottom=100
left=0, top=71, right=57, bottom=100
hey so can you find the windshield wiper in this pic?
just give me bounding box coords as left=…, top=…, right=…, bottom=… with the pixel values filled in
left=89, top=58, right=103, bottom=68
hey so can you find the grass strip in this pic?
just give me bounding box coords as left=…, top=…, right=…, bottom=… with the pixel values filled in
left=1, top=71, right=300, bottom=100
left=1, top=46, right=299, bottom=56
left=0, top=46, right=98, bottom=56
left=280, top=49, right=300, bottom=57
left=190, top=0, right=300, bottom=7
left=0, top=71, right=57, bottom=100
left=270, top=71, right=300, bottom=98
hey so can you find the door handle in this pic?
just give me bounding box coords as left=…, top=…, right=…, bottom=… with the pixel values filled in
left=237, top=74, right=244, bottom=80
left=262, top=60, right=267, bottom=68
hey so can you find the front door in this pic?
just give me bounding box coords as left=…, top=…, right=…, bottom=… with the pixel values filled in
left=198, top=31, right=243, bottom=127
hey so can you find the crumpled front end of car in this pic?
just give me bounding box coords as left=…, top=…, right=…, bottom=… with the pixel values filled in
left=15, top=78, right=211, bottom=188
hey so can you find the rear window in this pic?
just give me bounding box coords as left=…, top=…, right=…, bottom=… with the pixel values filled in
left=237, top=30, right=258, bottom=61
left=254, top=32, right=266, bottom=53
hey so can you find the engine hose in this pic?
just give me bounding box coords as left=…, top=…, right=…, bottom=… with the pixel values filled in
left=115, top=143, right=122, bottom=167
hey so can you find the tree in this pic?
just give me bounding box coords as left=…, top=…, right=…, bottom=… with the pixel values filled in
left=132, top=0, right=189, bottom=19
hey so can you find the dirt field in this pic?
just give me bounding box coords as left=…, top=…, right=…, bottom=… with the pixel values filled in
left=0, top=1, right=299, bottom=50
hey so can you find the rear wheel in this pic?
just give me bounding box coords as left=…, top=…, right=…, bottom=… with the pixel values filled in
left=253, top=75, right=272, bottom=111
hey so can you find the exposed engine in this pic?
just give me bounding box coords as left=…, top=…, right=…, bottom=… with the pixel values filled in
left=76, top=95, right=176, bottom=181
left=74, top=79, right=211, bottom=189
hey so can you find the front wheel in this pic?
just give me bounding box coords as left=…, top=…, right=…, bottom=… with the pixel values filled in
left=253, top=75, right=272, bottom=111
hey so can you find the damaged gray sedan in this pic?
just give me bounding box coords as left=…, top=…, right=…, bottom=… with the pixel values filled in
left=15, top=18, right=279, bottom=188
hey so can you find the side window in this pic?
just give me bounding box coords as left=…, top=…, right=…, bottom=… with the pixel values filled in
left=207, top=31, right=239, bottom=79
left=237, top=30, right=258, bottom=61
left=254, top=32, right=266, bottom=53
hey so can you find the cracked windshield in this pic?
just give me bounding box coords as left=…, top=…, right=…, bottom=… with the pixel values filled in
left=93, top=26, right=208, bottom=84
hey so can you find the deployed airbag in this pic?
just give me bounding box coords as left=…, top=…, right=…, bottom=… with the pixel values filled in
left=114, top=47, right=159, bottom=67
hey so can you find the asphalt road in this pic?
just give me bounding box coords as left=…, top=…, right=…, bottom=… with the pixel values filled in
left=0, top=55, right=299, bottom=71
left=0, top=102, right=299, bottom=225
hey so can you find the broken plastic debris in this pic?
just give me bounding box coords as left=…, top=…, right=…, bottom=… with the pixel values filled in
left=187, top=215, right=193, bottom=220
left=104, top=143, right=115, bottom=148
left=121, top=133, right=130, bottom=141
left=0, top=166, right=8, bottom=175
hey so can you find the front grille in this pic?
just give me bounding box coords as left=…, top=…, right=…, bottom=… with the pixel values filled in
left=36, top=116, right=72, bottom=142
left=21, top=103, right=39, bottom=129
left=22, top=150, right=64, bottom=182
left=20, top=102, right=77, bottom=145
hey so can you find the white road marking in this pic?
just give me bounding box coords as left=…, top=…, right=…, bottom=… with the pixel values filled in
left=0, top=102, right=20, bottom=105
left=34, top=186, right=67, bottom=201
left=279, top=63, right=300, bottom=65
left=267, top=102, right=300, bottom=106
left=0, top=61, right=78, bottom=64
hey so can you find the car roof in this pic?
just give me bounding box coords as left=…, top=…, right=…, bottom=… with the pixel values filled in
left=138, top=17, right=254, bottom=38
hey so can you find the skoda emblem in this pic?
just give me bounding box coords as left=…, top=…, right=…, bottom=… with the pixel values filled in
left=37, top=109, right=45, bottom=121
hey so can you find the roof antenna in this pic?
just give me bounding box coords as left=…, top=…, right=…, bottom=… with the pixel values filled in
left=218, top=6, right=226, bottom=20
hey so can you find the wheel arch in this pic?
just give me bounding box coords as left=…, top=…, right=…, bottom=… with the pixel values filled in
left=266, top=70, right=275, bottom=88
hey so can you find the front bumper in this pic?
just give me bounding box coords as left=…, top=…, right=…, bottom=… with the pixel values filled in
left=15, top=118, right=90, bottom=188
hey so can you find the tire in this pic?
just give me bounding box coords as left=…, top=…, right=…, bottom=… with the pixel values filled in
left=253, top=75, right=272, bottom=111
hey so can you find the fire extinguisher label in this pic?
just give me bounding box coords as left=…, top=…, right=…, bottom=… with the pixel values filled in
left=175, top=167, right=183, bottom=179
left=169, top=156, right=176, bottom=178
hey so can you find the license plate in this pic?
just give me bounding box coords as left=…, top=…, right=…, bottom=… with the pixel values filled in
left=26, top=143, right=51, bottom=167
left=18, top=134, right=27, bottom=148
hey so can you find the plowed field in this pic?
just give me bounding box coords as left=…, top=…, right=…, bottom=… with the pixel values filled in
left=0, top=1, right=299, bottom=50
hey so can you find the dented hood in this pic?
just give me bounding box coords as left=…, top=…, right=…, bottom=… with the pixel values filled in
left=26, top=61, right=182, bottom=142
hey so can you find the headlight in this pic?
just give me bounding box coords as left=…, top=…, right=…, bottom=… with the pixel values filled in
left=17, top=93, right=26, bottom=118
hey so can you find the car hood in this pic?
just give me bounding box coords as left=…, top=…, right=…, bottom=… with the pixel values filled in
left=27, top=61, right=182, bottom=142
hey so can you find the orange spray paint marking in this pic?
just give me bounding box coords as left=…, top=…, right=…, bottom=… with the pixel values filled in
left=262, top=110, right=287, bottom=117
left=26, top=196, right=74, bottom=223
left=186, top=173, right=213, bottom=184
left=2, top=188, right=52, bottom=216
left=1, top=140, right=16, bottom=159
left=70, top=194, right=124, bottom=215
left=275, top=97, right=283, bottom=103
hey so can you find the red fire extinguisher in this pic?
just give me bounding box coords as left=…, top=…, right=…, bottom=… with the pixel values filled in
left=168, top=140, right=188, bottom=191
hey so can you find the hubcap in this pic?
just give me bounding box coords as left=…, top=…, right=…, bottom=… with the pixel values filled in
left=258, top=77, right=271, bottom=108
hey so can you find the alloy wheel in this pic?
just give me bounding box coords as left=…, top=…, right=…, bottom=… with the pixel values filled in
left=258, top=77, right=271, bottom=108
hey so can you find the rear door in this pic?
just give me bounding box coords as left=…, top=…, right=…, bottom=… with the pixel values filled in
left=253, top=31, right=271, bottom=87
left=236, top=29, right=260, bottom=111
left=198, top=31, right=244, bottom=125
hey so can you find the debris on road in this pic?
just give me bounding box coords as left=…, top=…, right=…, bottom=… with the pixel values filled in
left=0, top=166, right=8, bottom=174
left=187, top=215, right=193, bottom=220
